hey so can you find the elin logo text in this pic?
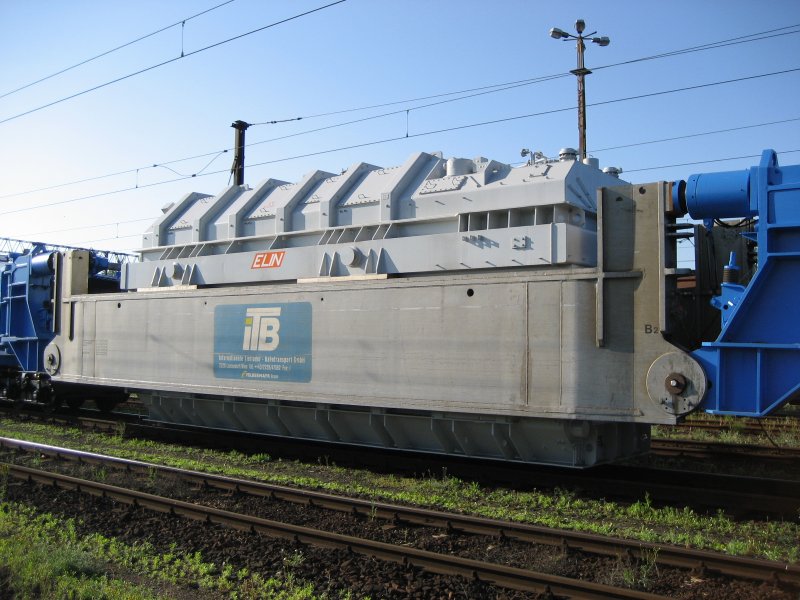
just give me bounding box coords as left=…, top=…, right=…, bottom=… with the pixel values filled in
left=251, top=251, right=285, bottom=269
left=243, top=307, right=281, bottom=351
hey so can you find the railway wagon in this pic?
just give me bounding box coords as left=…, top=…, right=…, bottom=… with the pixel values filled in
left=2, top=147, right=798, bottom=467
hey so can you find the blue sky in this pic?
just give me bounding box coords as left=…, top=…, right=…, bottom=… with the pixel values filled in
left=1, top=0, right=798, bottom=253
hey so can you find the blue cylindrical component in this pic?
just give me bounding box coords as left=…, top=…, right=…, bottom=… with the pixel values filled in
left=684, top=169, right=753, bottom=219
left=29, top=252, right=56, bottom=276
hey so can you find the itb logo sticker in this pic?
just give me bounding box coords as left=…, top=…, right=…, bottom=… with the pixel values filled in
left=214, top=303, right=311, bottom=382
left=242, top=307, right=281, bottom=351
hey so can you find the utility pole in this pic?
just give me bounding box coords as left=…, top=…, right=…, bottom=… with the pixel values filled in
left=230, top=120, right=250, bottom=186
left=549, top=20, right=610, bottom=161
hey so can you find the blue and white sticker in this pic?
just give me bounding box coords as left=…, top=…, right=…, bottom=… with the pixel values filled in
left=213, top=302, right=312, bottom=382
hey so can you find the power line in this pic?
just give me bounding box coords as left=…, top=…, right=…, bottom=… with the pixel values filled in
left=589, top=117, right=800, bottom=153
left=85, top=233, right=141, bottom=245
left=0, top=74, right=566, bottom=200
left=624, top=150, right=800, bottom=173
left=0, top=0, right=349, bottom=126
left=252, top=23, right=800, bottom=124
left=26, top=217, right=153, bottom=238
left=0, top=149, right=231, bottom=200
left=1, top=18, right=795, bottom=133
left=3, top=63, right=795, bottom=202
left=4, top=65, right=798, bottom=218
left=3, top=22, right=797, bottom=200
left=594, top=25, right=800, bottom=73
left=20, top=146, right=800, bottom=242
left=246, top=73, right=569, bottom=147
left=0, top=0, right=237, bottom=101
left=238, top=66, right=800, bottom=171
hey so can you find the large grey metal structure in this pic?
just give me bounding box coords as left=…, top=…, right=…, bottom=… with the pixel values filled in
left=42, top=149, right=708, bottom=467
left=128, top=151, right=605, bottom=288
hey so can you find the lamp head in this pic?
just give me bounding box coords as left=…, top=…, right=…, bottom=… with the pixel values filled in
left=592, top=36, right=610, bottom=47
left=575, top=19, right=586, bottom=34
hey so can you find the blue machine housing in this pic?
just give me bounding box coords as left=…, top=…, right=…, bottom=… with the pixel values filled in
left=0, top=245, right=58, bottom=373
left=0, top=242, right=123, bottom=375
left=680, top=149, right=800, bottom=416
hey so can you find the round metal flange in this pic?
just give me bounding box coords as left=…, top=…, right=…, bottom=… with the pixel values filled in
left=44, top=344, right=61, bottom=376
left=646, top=352, right=707, bottom=416
left=339, top=247, right=361, bottom=268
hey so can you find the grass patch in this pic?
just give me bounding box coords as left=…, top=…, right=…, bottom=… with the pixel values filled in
left=654, top=414, right=800, bottom=448
left=0, top=501, right=327, bottom=599
left=0, top=502, right=157, bottom=599
left=1, top=418, right=798, bottom=564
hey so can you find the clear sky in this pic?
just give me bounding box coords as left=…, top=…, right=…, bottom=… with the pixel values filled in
left=1, top=0, right=798, bottom=255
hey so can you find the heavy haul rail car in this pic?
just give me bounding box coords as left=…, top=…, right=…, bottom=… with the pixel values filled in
left=1, top=148, right=797, bottom=467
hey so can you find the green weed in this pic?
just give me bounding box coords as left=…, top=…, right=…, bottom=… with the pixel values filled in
left=1, top=418, right=798, bottom=564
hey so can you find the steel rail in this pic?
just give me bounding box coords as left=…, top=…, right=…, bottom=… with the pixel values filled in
left=651, top=438, right=800, bottom=460
left=2, top=408, right=799, bottom=516
left=3, top=460, right=670, bottom=600
left=107, top=420, right=800, bottom=517
left=675, top=419, right=800, bottom=435
left=1, top=436, right=798, bottom=586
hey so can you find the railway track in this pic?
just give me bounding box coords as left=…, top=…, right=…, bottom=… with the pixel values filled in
left=675, top=416, right=800, bottom=436
left=650, top=438, right=800, bottom=461
left=2, top=455, right=668, bottom=599
left=126, top=420, right=800, bottom=517
left=2, top=405, right=799, bottom=518
left=2, top=437, right=798, bottom=598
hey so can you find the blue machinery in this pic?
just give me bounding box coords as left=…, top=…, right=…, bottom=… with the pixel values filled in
left=0, top=240, right=129, bottom=399
left=0, top=247, right=59, bottom=374
left=675, top=149, right=800, bottom=416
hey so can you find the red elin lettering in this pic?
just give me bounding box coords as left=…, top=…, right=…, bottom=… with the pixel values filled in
left=251, top=251, right=286, bottom=269
left=268, top=252, right=284, bottom=267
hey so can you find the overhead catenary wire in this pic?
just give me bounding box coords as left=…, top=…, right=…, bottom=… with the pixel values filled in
left=242, top=68, right=800, bottom=156
left=263, top=23, right=800, bottom=122
left=0, top=19, right=796, bottom=143
left=593, top=25, right=800, bottom=73
left=4, top=15, right=795, bottom=251
left=3, top=50, right=799, bottom=203
left=4, top=125, right=799, bottom=225
left=624, top=150, right=800, bottom=173
left=0, top=149, right=232, bottom=200
left=0, top=0, right=349, bottom=127
left=0, top=73, right=567, bottom=200
left=589, top=117, right=800, bottom=153
left=2, top=65, right=798, bottom=217
left=0, top=0, right=237, bottom=101
left=16, top=145, right=800, bottom=240
left=27, top=217, right=154, bottom=238
left=3, top=21, right=797, bottom=199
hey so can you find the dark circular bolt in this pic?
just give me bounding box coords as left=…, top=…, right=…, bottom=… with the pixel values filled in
left=665, top=372, right=686, bottom=395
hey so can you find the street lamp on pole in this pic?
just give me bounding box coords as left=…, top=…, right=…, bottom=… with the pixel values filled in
left=549, top=19, right=610, bottom=161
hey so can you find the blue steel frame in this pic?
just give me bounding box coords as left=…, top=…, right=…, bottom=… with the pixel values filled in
left=0, top=245, right=57, bottom=373
left=685, top=150, right=800, bottom=416
left=0, top=241, right=124, bottom=375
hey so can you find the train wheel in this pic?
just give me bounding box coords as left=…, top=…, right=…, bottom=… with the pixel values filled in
left=94, top=397, right=117, bottom=413
left=42, top=397, right=61, bottom=414
left=66, top=397, right=85, bottom=410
